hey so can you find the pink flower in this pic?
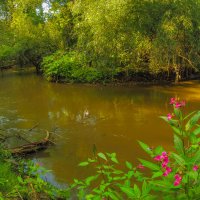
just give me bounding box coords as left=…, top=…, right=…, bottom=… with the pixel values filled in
left=154, top=155, right=162, bottom=161
left=174, top=180, right=181, bottom=186
left=162, top=161, right=168, bottom=168
left=137, top=164, right=144, bottom=169
left=174, top=174, right=182, bottom=186
left=154, top=152, right=168, bottom=162
left=161, top=156, right=169, bottom=168
left=167, top=113, right=173, bottom=120
left=175, top=101, right=186, bottom=108
left=154, top=152, right=172, bottom=176
left=193, top=165, right=198, bottom=171
left=163, top=166, right=172, bottom=176
left=170, top=98, right=176, bottom=105
left=163, top=171, right=168, bottom=176
left=170, top=98, right=186, bottom=108
left=174, top=174, right=181, bottom=179
left=161, top=152, right=167, bottom=157
left=175, top=102, right=182, bottom=108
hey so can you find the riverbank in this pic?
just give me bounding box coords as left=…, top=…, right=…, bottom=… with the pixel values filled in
left=47, top=71, right=200, bottom=88
left=0, top=147, right=70, bottom=199
left=2, top=66, right=200, bottom=86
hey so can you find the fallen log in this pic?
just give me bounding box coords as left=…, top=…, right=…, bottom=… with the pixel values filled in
left=10, top=131, right=54, bottom=156
left=0, top=64, right=14, bottom=70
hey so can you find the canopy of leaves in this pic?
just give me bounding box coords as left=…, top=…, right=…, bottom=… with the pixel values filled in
left=1, top=0, right=200, bottom=82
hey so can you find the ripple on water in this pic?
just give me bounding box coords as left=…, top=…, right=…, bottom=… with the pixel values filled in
left=0, top=116, right=10, bottom=125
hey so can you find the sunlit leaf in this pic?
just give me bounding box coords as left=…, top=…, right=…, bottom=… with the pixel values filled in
left=125, top=161, right=133, bottom=170
left=139, top=159, right=160, bottom=170
left=79, top=162, right=89, bottom=167
left=174, top=135, right=184, bottom=155
left=97, top=153, right=107, bottom=161
left=185, top=111, right=200, bottom=131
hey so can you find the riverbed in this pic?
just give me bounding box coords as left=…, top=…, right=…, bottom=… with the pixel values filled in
left=0, top=68, right=200, bottom=185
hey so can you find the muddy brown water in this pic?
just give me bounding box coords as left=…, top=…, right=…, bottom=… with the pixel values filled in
left=0, top=68, right=200, bottom=185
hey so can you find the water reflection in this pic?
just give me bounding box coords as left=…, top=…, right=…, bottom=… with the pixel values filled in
left=0, top=68, right=200, bottom=184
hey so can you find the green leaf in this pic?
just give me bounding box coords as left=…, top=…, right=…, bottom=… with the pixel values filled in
left=125, top=161, right=133, bottom=170
left=88, top=158, right=96, bottom=163
left=85, top=194, right=95, bottom=199
left=150, top=180, right=172, bottom=189
left=152, top=171, right=163, bottom=178
left=127, top=170, right=134, bottom=179
left=111, top=157, right=119, bottom=164
left=142, top=181, right=151, bottom=196
left=85, top=175, right=99, bottom=185
left=106, top=189, right=119, bottom=200
left=171, top=126, right=182, bottom=135
left=124, top=180, right=131, bottom=187
left=185, top=111, right=200, bottom=131
left=160, top=116, right=178, bottom=127
left=17, top=176, right=23, bottom=183
left=192, top=127, right=200, bottom=136
left=191, top=149, right=200, bottom=164
left=134, top=184, right=141, bottom=197
left=188, top=171, right=198, bottom=181
left=174, top=135, right=184, bottom=155
left=153, top=146, right=164, bottom=155
left=189, top=133, right=198, bottom=144
left=138, top=141, right=153, bottom=156
left=97, top=153, right=107, bottom=161
left=79, top=161, right=89, bottom=167
left=170, top=153, right=185, bottom=167
left=174, top=108, right=182, bottom=120
left=118, top=186, right=136, bottom=198
left=183, top=111, right=197, bottom=121
left=139, top=159, right=160, bottom=170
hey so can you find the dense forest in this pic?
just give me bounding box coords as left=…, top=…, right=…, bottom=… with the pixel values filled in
left=1, top=0, right=200, bottom=83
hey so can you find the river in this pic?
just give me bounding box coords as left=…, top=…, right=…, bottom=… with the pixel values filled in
left=0, top=68, right=200, bottom=186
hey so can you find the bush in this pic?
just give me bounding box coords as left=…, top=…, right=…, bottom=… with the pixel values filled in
left=42, top=51, right=79, bottom=82
left=42, top=51, right=107, bottom=83
left=71, top=67, right=103, bottom=83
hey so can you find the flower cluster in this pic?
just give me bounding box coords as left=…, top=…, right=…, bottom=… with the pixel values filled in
left=174, top=174, right=182, bottom=186
left=167, top=113, right=173, bottom=120
left=170, top=98, right=186, bottom=109
left=193, top=165, right=199, bottom=171
left=154, top=152, right=172, bottom=176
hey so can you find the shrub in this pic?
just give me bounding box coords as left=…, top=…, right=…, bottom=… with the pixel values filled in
left=42, top=51, right=79, bottom=82
left=42, top=51, right=111, bottom=83
left=71, top=67, right=102, bottom=83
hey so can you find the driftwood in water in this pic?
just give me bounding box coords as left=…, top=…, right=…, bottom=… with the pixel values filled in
left=10, top=131, right=53, bottom=156
left=0, top=64, right=14, bottom=70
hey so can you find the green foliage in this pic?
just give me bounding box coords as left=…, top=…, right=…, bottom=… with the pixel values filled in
left=42, top=51, right=104, bottom=83
left=42, top=51, right=78, bottom=81
left=70, top=153, right=152, bottom=200
left=12, top=160, right=70, bottom=199
left=1, top=0, right=200, bottom=82
left=0, top=161, right=18, bottom=194
left=0, top=148, right=70, bottom=199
